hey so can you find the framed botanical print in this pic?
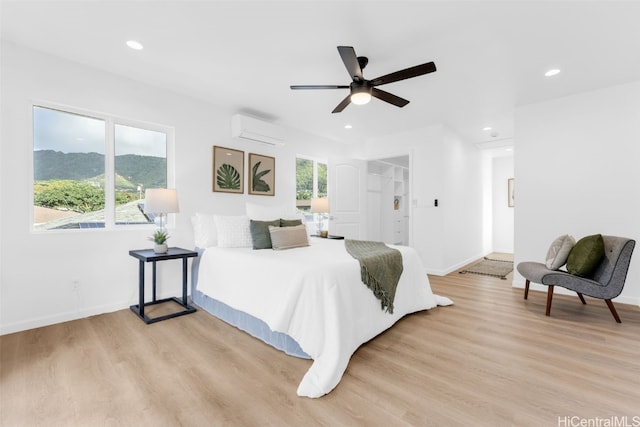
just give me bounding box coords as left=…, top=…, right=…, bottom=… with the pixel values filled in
left=248, top=153, right=275, bottom=196
left=213, top=146, right=244, bottom=193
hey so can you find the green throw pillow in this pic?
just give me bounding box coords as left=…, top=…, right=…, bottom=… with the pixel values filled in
left=566, top=234, right=605, bottom=277
left=249, top=219, right=280, bottom=249
left=280, top=218, right=303, bottom=227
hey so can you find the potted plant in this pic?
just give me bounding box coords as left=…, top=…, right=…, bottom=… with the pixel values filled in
left=150, top=230, right=170, bottom=254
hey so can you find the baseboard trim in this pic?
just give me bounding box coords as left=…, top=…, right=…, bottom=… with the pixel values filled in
left=425, top=252, right=491, bottom=277
left=0, top=302, right=126, bottom=335
left=0, top=291, right=187, bottom=335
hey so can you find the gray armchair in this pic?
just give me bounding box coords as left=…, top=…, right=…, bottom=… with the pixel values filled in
left=517, top=235, right=635, bottom=323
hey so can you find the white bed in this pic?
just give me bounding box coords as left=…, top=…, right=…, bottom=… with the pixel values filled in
left=195, top=236, right=451, bottom=398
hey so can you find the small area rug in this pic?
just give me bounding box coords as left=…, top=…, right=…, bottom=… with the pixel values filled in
left=459, top=257, right=513, bottom=280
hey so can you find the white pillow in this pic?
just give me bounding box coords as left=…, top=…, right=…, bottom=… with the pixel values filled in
left=545, top=234, right=576, bottom=270
left=214, top=215, right=252, bottom=248
left=191, top=213, right=217, bottom=248
left=245, top=202, right=300, bottom=221
left=269, top=224, right=310, bottom=250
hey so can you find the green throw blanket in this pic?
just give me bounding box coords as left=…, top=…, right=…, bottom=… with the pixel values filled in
left=344, top=239, right=403, bottom=314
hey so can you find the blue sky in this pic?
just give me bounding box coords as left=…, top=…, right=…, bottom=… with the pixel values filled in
left=33, top=106, right=166, bottom=157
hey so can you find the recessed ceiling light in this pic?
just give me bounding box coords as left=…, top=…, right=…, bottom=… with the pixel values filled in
left=344, top=124, right=353, bottom=129
left=544, top=68, right=561, bottom=77
left=482, top=126, right=492, bottom=131
left=126, top=40, right=144, bottom=50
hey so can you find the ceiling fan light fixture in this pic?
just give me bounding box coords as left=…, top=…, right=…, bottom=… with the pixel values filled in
left=350, top=84, right=372, bottom=105
left=291, top=46, right=436, bottom=113
left=351, top=92, right=371, bottom=105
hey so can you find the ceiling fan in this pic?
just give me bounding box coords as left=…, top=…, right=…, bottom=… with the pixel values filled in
left=290, top=46, right=437, bottom=113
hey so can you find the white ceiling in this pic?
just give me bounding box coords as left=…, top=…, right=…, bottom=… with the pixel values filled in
left=2, top=1, right=640, bottom=146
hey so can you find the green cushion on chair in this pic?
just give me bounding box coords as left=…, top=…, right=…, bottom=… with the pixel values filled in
left=566, top=234, right=605, bottom=277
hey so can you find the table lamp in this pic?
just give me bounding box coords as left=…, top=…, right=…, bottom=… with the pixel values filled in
left=144, top=188, right=179, bottom=232
left=310, top=197, right=329, bottom=237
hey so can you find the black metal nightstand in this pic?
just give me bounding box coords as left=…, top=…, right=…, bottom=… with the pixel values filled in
left=129, top=247, right=198, bottom=324
left=311, top=234, right=345, bottom=240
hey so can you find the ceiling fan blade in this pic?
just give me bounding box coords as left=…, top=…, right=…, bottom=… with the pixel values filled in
left=337, top=46, right=363, bottom=82
left=371, top=88, right=410, bottom=108
left=290, top=85, right=350, bottom=90
left=370, top=62, right=437, bottom=86
left=331, top=94, right=352, bottom=113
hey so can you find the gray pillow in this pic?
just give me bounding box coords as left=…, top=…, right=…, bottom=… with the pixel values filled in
left=269, top=224, right=309, bottom=250
left=249, top=219, right=280, bottom=249
left=280, top=218, right=303, bottom=227
left=545, top=234, right=575, bottom=270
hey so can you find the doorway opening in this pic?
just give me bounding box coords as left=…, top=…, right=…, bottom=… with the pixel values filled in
left=366, top=155, right=410, bottom=245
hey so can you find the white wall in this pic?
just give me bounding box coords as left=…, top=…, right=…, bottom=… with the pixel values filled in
left=492, top=156, right=514, bottom=253
left=0, top=41, right=347, bottom=334
left=513, top=81, right=640, bottom=305
left=441, top=127, right=485, bottom=270
left=362, top=124, right=485, bottom=275
left=11, top=36, right=634, bottom=334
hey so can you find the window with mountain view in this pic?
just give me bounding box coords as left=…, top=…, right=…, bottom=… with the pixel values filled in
left=114, top=124, right=167, bottom=225
left=33, top=105, right=170, bottom=231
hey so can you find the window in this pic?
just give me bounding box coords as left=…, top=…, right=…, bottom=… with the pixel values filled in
left=32, top=104, right=172, bottom=231
left=114, top=124, right=167, bottom=225
left=296, top=156, right=327, bottom=223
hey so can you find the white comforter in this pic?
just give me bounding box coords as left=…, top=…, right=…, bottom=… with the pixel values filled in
left=196, top=238, right=451, bottom=398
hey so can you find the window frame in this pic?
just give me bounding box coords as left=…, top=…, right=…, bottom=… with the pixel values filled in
left=30, top=101, right=175, bottom=233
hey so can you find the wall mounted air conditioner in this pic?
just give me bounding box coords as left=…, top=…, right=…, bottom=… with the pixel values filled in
left=231, top=114, right=285, bottom=146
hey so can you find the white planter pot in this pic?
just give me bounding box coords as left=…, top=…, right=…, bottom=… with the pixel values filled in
left=153, top=243, right=168, bottom=254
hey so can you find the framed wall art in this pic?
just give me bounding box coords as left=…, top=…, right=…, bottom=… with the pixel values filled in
left=248, top=153, right=275, bottom=196
left=213, top=146, right=244, bottom=194
left=508, top=178, right=515, bottom=207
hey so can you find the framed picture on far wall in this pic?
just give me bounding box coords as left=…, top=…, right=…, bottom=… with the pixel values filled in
left=508, top=178, right=515, bottom=207
left=213, top=146, right=244, bottom=194
left=248, top=153, right=275, bottom=196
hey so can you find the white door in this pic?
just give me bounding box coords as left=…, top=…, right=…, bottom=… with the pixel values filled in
left=328, top=157, right=366, bottom=239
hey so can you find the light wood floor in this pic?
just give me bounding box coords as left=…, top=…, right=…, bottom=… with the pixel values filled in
left=2, top=259, right=639, bottom=426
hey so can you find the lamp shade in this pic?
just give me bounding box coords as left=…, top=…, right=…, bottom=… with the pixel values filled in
left=144, top=188, right=179, bottom=214
left=310, top=197, right=329, bottom=214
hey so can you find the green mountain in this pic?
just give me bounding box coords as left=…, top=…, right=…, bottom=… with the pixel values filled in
left=34, top=150, right=166, bottom=190
left=81, top=173, right=137, bottom=191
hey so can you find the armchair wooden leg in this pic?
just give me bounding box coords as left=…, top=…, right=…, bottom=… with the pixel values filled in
left=604, top=299, right=622, bottom=323
left=524, top=279, right=530, bottom=300
left=577, top=292, right=586, bottom=304
left=545, top=285, right=554, bottom=316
